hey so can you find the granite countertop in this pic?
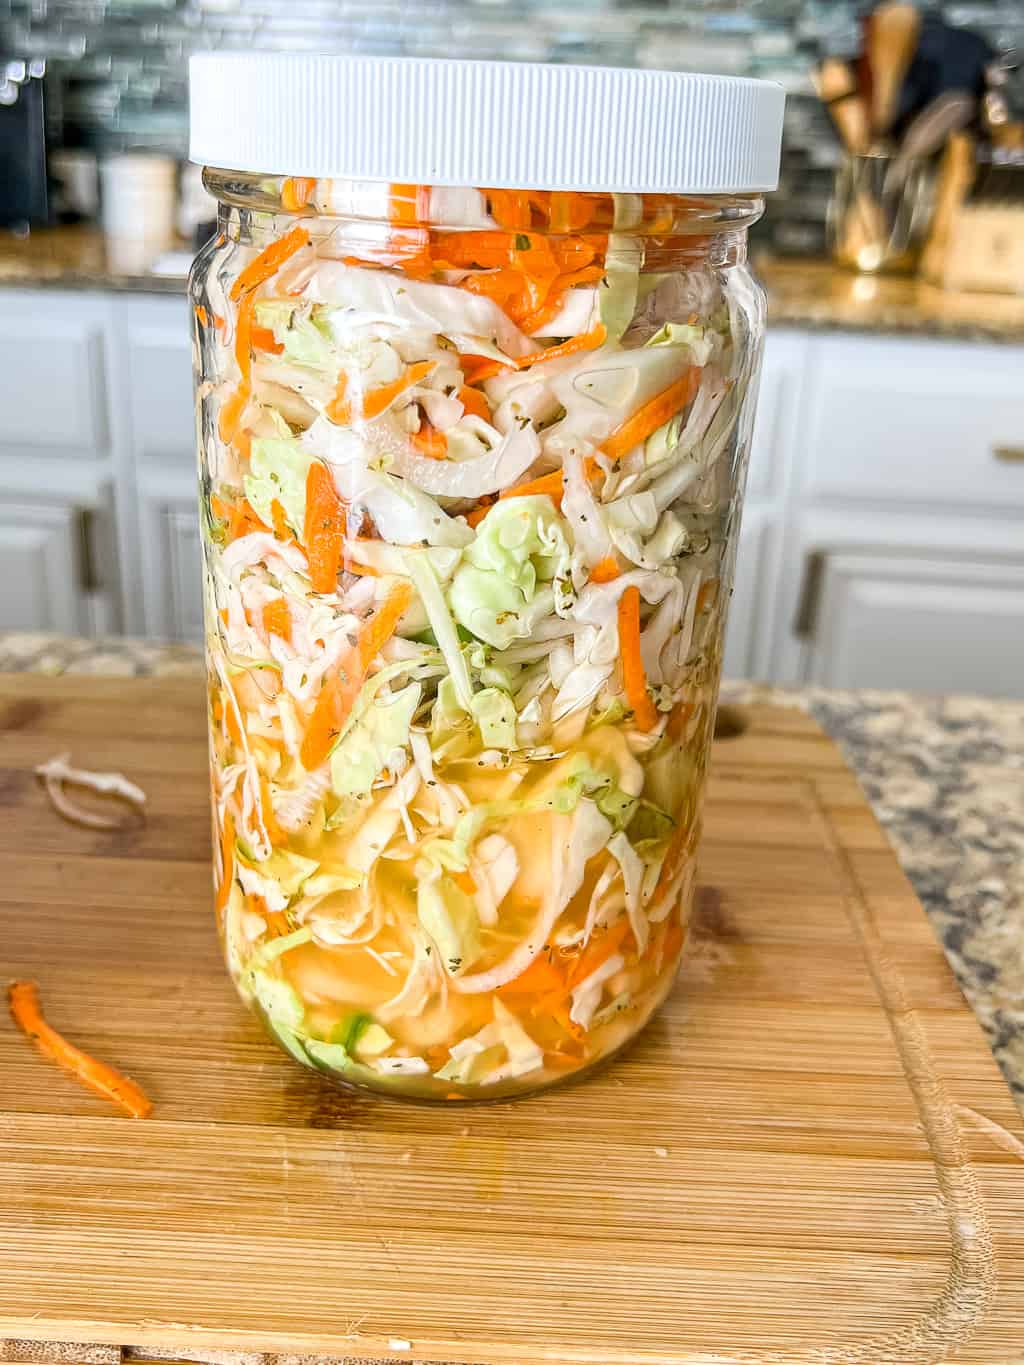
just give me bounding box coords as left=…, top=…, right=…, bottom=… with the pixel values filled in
left=3, top=225, right=1024, bottom=343
left=2, top=630, right=1022, bottom=1111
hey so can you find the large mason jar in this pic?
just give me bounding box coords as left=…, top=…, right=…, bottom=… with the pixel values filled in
left=188, top=55, right=783, bottom=1100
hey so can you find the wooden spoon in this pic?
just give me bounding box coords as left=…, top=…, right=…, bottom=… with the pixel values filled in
left=868, top=2, right=922, bottom=139
left=813, top=57, right=871, bottom=154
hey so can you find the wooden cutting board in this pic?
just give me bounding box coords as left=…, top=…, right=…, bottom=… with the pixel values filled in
left=1, top=674, right=1023, bottom=1365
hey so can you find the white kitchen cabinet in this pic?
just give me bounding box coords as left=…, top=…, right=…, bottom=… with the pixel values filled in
left=0, top=497, right=87, bottom=633
left=802, top=548, right=1024, bottom=697
left=136, top=474, right=204, bottom=642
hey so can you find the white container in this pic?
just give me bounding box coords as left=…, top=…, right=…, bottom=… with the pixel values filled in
left=100, top=153, right=178, bottom=258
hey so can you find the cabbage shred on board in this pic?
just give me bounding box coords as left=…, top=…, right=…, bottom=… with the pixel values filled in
left=190, top=175, right=768, bottom=1099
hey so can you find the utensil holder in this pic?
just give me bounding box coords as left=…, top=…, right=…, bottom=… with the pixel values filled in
left=828, top=152, right=935, bottom=274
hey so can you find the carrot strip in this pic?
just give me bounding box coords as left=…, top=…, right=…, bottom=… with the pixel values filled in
left=603, top=367, right=700, bottom=462
left=229, top=225, right=310, bottom=301
left=567, top=917, right=633, bottom=989
left=458, top=355, right=509, bottom=385
left=589, top=556, right=621, bottom=584
left=215, top=809, right=236, bottom=916
left=8, top=981, right=152, bottom=1119
left=458, top=386, right=491, bottom=422
left=300, top=582, right=413, bottom=770
left=465, top=495, right=496, bottom=528
left=346, top=560, right=381, bottom=577
left=303, top=462, right=347, bottom=593
left=499, top=456, right=598, bottom=509
left=453, top=870, right=477, bottom=897
left=262, top=596, right=292, bottom=644
left=498, top=467, right=565, bottom=506
left=411, top=424, right=448, bottom=459
left=618, top=586, right=659, bottom=732
left=498, top=951, right=564, bottom=997
left=259, top=774, right=286, bottom=847
left=218, top=382, right=250, bottom=446
left=270, top=498, right=293, bottom=543
left=357, top=581, right=413, bottom=672
left=300, top=666, right=362, bottom=772
left=327, top=361, right=434, bottom=425
left=281, top=176, right=316, bottom=212
left=511, top=324, right=605, bottom=371
left=250, top=323, right=283, bottom=355
left=194, top=304, right=209, bottom=327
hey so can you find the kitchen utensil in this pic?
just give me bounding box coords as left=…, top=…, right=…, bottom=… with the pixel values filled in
left=3, top=675, right=1024, bottom=1362
left=830, top=150, right=934, bottom=273
left=895, top=16, right=994, bottom=133
left=813, top=56, right=871, bottom=154
left=885, top=89, right=976, bottom=192
left=867, top=1, right=922, bottom=139
left=920, top=130, right=975, bottom=284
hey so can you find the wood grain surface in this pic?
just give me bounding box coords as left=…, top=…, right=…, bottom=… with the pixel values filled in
left=1, top=675, right=1022, bottom=1365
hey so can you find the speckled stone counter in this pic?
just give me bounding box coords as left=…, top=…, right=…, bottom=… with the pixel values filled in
left=2, top=631, right=1021, bottom=1110
left=3, top=226, right=1024, bottom=343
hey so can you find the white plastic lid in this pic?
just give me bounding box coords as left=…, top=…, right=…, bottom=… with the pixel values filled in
left=189, top=54, right=784, bottom=195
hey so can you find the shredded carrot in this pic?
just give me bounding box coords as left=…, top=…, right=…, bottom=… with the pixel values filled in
left=617, top=585, right=659, bottom=732
left=303, top=462, right=347, bottom=593
left=651, top=819, right=691, bottom=905
left=567, top=917, right=633, bottom=989
left=357, top=581, right=413, bottom=672
left=259, top=774, right=286, bottom=847
left=262, top=596, right=292, bottom=644
left=327, top=361, right=434, bottom=425
left=217, top=382, right=250, bottom=446
left=217, top=497, right=270, bottom=544
left=194, top=304, right=209, bottom=328
left=453, top=870, right=477, bottom=897
left=215, top=809, right=235, bottom=913
left=458, top=386, right=491, bottom=422
left=459, top=354, right=510, bottom=386
left=589, top=556, right=621, bottom=584
left=213, top=312, right=227, bottom=334
left=229, top=225, right=310, bottom=301
left=465, top=495, right=496, bottom=528
left=300, top=582, right=412, bottom=770
left=281, top=176, right=316, bottom=212
left=411, top=423, right=448, bottom=459
left=498, top=950, right=564, bottom=998
left=270, top=498, right=292, bottom=543
left=8, top=981, right=152, bottom=1119
left=513, top=323, right=606, bottom=371
left=499, top=467, right=566, bottom=506
left=499, top=456, right=598, bottom=509
left=300, top=664, right=362, bottom=772
left=345, top=560, right=381, bottom=577
left=250, top=323, right=283, bottom=355
left=603, top=366, right=700, bottom=462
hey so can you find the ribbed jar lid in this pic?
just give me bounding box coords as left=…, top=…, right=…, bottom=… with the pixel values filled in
left=189, top=54, right=784, bottom=195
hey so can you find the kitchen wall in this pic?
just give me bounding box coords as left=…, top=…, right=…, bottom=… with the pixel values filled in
left=2, top=0, right=1023, bottom=255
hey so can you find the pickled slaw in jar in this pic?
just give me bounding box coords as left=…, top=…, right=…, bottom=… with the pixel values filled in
left=192, top=173, right=766, bottom=1099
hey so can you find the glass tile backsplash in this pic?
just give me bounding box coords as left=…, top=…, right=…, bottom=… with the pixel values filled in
left=2, top=0, right=1021, bottom=255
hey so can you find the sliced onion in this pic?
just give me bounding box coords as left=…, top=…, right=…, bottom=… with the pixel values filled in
left=35, top=753, right=146, bottom=829
left=387, top=421, right=540, bottom=499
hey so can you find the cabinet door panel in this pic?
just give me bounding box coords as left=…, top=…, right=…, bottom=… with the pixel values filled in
left=125, top=319, right=195, bottom=464
left=0, top=319, right=107, bottom=455
left=808, top=551, right=1024, bottom=698
left=0, top=501, right=82, bottom=633
left=805, top=336, right=1024, bottom=512
left=138, top=490, right=204, bottom=642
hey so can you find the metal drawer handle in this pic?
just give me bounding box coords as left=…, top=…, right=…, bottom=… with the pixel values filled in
left=993, top=445, right=1024, bottom=463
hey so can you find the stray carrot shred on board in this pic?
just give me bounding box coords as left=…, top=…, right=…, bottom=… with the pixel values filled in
left=7, top=980, right=153, bottom=1119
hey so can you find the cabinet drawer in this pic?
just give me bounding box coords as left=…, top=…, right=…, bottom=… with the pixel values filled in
left=0, top=311, right=107, bottom=456
left=805, top=335, right=1024, bottom=512
left=124, top=315, right=195, bottom=464
left=807, top=549, right=1024, bottom=698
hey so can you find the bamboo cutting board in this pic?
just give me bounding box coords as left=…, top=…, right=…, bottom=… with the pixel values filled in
left=1, top=674, right=1023, bottom=1365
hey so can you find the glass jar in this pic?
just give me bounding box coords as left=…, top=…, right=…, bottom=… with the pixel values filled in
left=188, top=55, right=782, bottom=1100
